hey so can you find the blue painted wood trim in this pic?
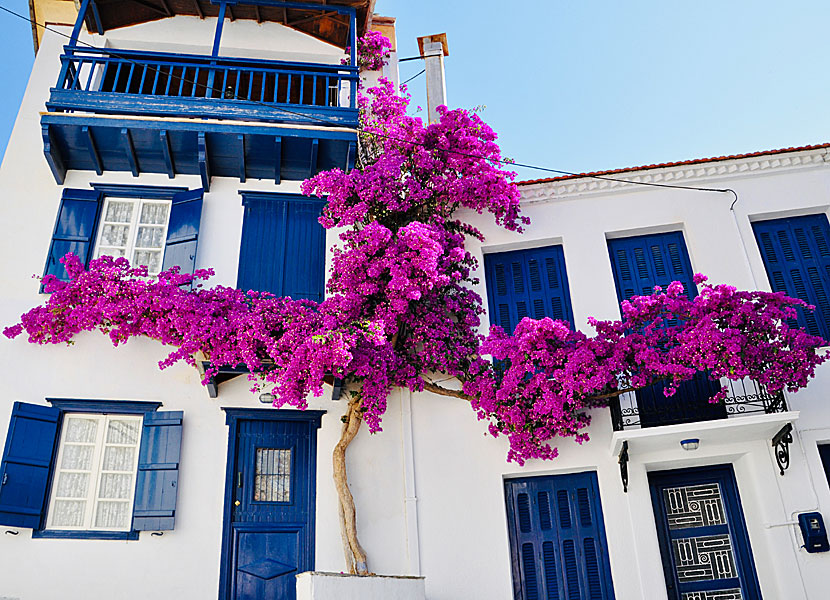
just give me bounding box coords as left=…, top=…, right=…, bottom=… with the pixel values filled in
left=346, top=141, right=356, bottom=172
left=237, top=134, right=246, bottom=182
left=69, top=0, right=91, bottom=48
left=308, top=138, right=319, bottom=178
left=90, top=183, right=188, bottom=199
left=198, top=132, right=211, bottom=192
left=239, top=190, right=323, bottom=205
left=41, top=112, right=357, bottom=141
left=47, top=89, right=360, bottom=128
left=222, top=408, right=325, bottom=427
left=159, top=130, right=175, bottom=178
left=82, top=126, right=103, bottom=175
left=32, top=529, right=139, bottom=540
left=41, top=124, right=66, bottom=184
left=218, top=408, right=325, bottom=599
left=47, top=399, right=163, bottom=413
left=122, top=127, right=139, bottom=176
left=274, top=136, right=282, bottom=184
left=212, top=1, right=228, bottom=57
left=215, top=0, right=355, bottom=15
left=89, top=0, right=104, bottom=35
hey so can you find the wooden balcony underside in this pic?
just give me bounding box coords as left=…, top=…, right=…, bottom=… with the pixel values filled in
left=41, top=113, right=357, bottom=190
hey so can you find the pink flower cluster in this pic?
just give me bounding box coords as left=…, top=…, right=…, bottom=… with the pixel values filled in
left=342, top=30, right=392, bottom=71
left=463, top=275, right=828, bottom=463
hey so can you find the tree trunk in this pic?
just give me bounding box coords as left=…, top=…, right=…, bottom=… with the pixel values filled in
left=332, top=396, right=369, bottom=575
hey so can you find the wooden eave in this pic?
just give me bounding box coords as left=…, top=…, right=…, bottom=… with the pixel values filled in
left=82, top=0, right=374, bottom=48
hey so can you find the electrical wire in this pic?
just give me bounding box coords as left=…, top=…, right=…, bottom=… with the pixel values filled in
left=401, top=68, right=425, bottom=85
left=0, top=3, right=738, bottom=198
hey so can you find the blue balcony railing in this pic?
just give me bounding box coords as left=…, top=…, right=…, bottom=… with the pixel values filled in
left=609, top=378, right=788, bottom=431
left=47, top=46, right=359, bottom=127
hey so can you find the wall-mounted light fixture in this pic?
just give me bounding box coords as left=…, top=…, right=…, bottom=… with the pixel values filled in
left=680, top=438, right=700, bottom=451
left=259, top=392, right=275, bottom=404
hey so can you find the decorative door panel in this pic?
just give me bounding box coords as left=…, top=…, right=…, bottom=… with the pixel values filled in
left=220, top=413, right=322, bottom=600
left=505, top=471, right=615, bottom=600
left=649, top=466, right=761, bottom=600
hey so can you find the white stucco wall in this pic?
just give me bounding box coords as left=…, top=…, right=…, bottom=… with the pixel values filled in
left=1, top=13, right=830, bottom=600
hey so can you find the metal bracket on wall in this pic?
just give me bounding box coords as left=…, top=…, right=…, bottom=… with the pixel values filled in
left=772, top=423, right=794, bottom=476
left=619, top=440, right=629, bottom=493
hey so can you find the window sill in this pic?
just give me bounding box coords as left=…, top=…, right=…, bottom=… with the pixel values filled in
left=32, top=529, right=140, bottom=540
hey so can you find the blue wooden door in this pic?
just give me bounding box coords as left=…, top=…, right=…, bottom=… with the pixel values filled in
left=505, top=472, right=615, bottom=600
left=649, top=465, right=762, bottom=600
left=607, top=232, right=725, bottom=427
left=223, top=417, right=319, bottom=600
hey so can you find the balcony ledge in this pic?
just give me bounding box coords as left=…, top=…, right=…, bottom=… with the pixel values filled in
left=610, top=410, right=799, bottom=456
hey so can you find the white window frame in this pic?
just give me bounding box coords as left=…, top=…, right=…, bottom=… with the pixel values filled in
left=93, top=196, right=172, bottom=275
left=45, top=413, right=143, bottom=532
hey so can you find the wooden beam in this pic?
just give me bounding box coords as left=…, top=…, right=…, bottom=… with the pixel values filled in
left=309, top=138, right=319, bottom=178
left=193, top=0, right=204, bottom=18
left=122, top=128, right=139, bottom=176
left=288, top=10, right=337, bottom=28
left=159, top=129, right=175, bottom=178
left=159, top=0, right=173, bottom=16
left=90, top=0, right=105, bottom=34
left=198, top=132, right=211, bottom=191
left=227, top=4, right=235, bottom=21
left=274, top=136, right=282, bottom=184
left=82, top=126, right=103, bottom=175
left=237, top=134, right=246, bottom=183
left=42, top=124, right=66, bottom=185
left=129, top=0, right=169, bottom=16
left=255, top=5, right=262, bottom=22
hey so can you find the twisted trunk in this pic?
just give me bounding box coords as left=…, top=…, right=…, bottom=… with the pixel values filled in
left=332, top=396, right=369, bottom=575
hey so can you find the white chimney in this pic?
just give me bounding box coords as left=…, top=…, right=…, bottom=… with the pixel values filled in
left=416, top=33, right=449, bottom=124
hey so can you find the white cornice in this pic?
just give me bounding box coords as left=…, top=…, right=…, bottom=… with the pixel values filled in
left=520, top=147, right=830, bottom=205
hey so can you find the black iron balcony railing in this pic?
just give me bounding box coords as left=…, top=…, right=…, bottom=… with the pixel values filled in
left=609, top=378, right=788, bottom=431
left=47, top=46, right=359, bottom=127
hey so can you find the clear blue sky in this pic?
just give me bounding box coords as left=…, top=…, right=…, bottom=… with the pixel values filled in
left=2, top=0, right=830, bottom=182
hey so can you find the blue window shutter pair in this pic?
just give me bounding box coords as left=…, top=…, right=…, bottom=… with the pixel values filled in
left=752, top=214, right=830, bottom=341
left=44, top=188, right=204, bottom=282
left=484, top=245, right=575, bottom=334
left=237, top=193, right=326, bottom=301
left=505, top=472, right=615, bottom=600
left=0, top=402, right=183, bottom=531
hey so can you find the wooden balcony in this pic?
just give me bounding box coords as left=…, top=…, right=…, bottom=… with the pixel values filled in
left=40, top=46, right=359, bottom=188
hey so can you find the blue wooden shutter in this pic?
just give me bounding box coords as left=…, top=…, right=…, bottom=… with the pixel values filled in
left=43, top=189, right=102, bottom=282
left=752, top=215, right=830, bottom=340
left=484, top=245, right=574, bottom=334
left=162, top=188, right=204, bottom=276
left=237, top=193, right=326, bottom=300
left=505, top=472, right=615, bottom=600
left=132, top=411, right=183, bottom=531
left=283, top=199, right=326, bottom=302
left=0, top=402, right=60, bottom=528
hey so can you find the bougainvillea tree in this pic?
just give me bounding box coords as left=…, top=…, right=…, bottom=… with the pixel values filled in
left=5, top=33, right=828, bottom=574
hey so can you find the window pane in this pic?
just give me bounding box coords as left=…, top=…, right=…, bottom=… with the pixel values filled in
left=98, top=473, right=133, bottom=499
left=105, top=201, right=134, bottom=223
left=51, top=500, right=86, bottom=527
left=135, top=226, right=165, bottom=249
left=102, top=446, right=135, bottom=471
left=64, top=417, right=98, bottom=443
left=97, top=247, right=126, bottom=258
left=140, top=202, right=169, bottom=225
left=100, top=224, right=130, bottom=247
left=133, top=250, right=162, bottom=273
left=254, top=448, right=291, bottom=502
left=106, top=419, right=140, bottom=445
left=60, top=444, right=94, bottom=470
left=56, top=472, right=90, bottom=498
left=94, top=501, right=130, bottom=528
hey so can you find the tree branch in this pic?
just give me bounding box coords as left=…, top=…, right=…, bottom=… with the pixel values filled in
left=421, top=378, right=472, bottom=400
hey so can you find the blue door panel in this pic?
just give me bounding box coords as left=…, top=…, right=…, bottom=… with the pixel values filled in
left=607, top=232, right=725, bottom=427
left=505, top=472, right=615, bottom=600
left=221, top=413, right=322, bottom=600
left=649, top=465, right=762, bottom=600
